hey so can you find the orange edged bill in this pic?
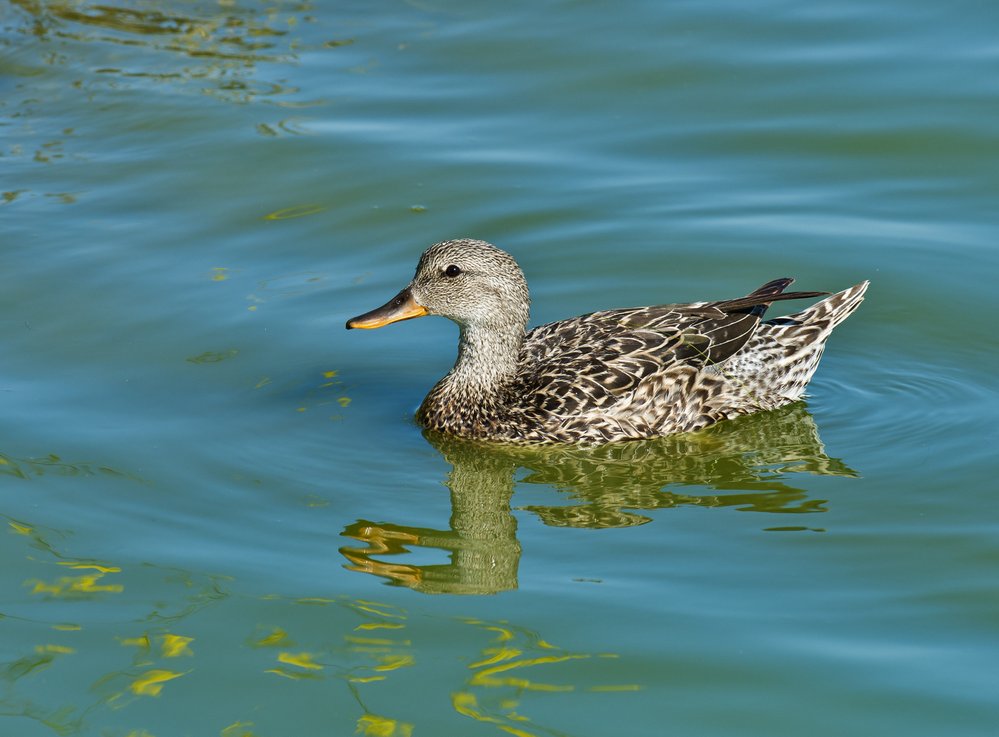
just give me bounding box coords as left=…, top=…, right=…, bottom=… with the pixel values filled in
left=346, top=287, right=428, bottom=329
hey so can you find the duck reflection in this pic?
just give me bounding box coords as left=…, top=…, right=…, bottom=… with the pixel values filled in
left=340, top=446, right=521, bottom=596
left=340, top=403, right=857, bottom=595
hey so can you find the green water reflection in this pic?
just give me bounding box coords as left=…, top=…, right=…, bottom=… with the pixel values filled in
left=2, top=0, right=336, bottom=207
left=5, top=0, right=999, bottom=733
left=10, top=0, right=304, bottom=63
left=2, top=513, right=637, bottom=737
left=341, top=404, right=856, bottom=595
left=0, top=453, right=144, bottom=484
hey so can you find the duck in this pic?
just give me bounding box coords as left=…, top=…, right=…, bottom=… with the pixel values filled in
left=346, top=239, right=868, bottom=444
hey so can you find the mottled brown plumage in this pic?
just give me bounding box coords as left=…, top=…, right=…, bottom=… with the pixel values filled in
left=347, top=239, right=868, bottom=444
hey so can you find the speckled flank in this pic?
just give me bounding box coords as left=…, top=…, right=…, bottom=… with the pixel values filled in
left=351, top=239, right=868, bottom=445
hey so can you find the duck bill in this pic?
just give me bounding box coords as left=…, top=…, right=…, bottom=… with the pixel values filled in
left=346, top=287, right=429, bottom=329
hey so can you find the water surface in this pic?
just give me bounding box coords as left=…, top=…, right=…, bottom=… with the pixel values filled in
left=2, top=1, right=998, bottom=736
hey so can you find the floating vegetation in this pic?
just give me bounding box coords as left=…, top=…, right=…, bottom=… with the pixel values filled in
left=128, top=668, right=187, bottom=697
left=0, top=0, right=349, bottom=209
left=355, top=713, right=413, bottom=737
left=1, top=505, right=640, bottom=735
left=249, top=626, right=292, bottom=649
left=448, top=618, right=641, bottom=736
left=28, top=570, right=124, bottom=599
left=160, top=634, right=194, bottom=658
left=0, top=452, right=143, bottom=482
left=7, top=0, right=315, bottom=67
left=276, top=651, right=323, bottom=671
left=263, top=203, right=328, bottom=220
left=186, top=349, right=239, bottom=364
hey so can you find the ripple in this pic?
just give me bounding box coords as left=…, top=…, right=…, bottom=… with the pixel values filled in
left=819, top=353, right=995, bottom=468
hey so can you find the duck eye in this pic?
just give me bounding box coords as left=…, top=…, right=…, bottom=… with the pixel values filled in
left=444, top=264, right=462, bottom=278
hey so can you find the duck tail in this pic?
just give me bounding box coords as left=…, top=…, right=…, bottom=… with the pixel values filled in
left=723, top=280, right=868, bottom=406
left=777, top=280, right=869, bottom=332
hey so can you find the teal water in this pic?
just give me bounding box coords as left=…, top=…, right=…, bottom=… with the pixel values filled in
left=3, top=1, right=999, bottom=735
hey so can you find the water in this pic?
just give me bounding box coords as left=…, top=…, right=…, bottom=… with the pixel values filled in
left=3, top=1, right=998, bottom=735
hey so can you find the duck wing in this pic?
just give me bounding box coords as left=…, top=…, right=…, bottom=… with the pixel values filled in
left=518, top=278, right=827, bottom=416
left=614, top=278, right=828, bottom=366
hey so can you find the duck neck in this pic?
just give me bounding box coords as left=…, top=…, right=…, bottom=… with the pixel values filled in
left=448, top=321, right=525, bottom=396
left=416, top=289, right=533, bottom=437
left=418, top=318, right=526, bottom=435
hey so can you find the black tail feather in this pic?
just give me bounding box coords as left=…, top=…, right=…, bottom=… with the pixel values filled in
left=749, top=277, right=795, bottom=298
left=717, top=278, right=829, bottom=316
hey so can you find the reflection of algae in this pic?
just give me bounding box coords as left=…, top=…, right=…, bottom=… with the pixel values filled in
left=372, top=654, right=414, bottom=672
left=251, top=595, right=420, bottom=728
left=277, top=651, right=323, bottom=670
left=129, top=668, right=187, bottom=697
left=4, top=516, right=74, bottom=564
left=253, top=368, right=349, bottom=417
left=348, top=600, right=407, bottom=620
left=356, top=713, right=414, bottom=737
left=2, top=517, right=639, bottom=736
left=265, top=665, right=323, bottom=681
left=117, top=631, right=193, bottom=659
left=120, top=635, right=152, bottom=650
left=249, top=626, right=292, bottom=648
left=8, top=519, right=33, bottom=535
left=264, top=203, right=328, bottom=220
left=470, top=653, right=584, bottom=691
left=186, top=349, right=239, bottom=364
left=2, top=0, right=350, bottom=156
left=9, top=0, right=299, bottom=64
left=0, top=452, right=143, bottom=483
left=57, top=561, right=121, bottom=573
left=28, top=570, right=124, bottom=598
left=333, top=597, right=636, bottom=737
left=1, top=519, right=227, bottom=737
left=463, top=619, right=633, bottom=693
left=452, top=619, right=640, bottom=737
left=4, top=650, right=65, bottom=682
left=8, top=517, right=130, bottom=603
left=160, top=634, right=194, bottom=658
left=355, top=622, right=405, bottom=632
left=36, top=644, right=76, bottom=655
left=221, top=721, right=259, bottom=737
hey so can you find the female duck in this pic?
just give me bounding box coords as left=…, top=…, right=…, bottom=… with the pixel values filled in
left=347, top=239, right=867, bottom=444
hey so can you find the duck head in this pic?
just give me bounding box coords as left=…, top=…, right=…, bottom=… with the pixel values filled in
left=346, top=239, right=530, bottom=333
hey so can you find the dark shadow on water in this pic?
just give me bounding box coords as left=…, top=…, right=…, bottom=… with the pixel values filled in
left=340, top=403, right=858, bottom=595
